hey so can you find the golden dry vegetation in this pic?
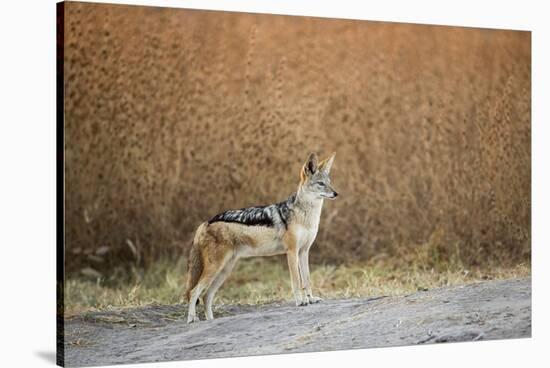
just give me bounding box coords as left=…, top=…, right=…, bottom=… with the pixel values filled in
left=65, top=256, right=530, bottom=316
left=63, top=2, right=530, bottom=279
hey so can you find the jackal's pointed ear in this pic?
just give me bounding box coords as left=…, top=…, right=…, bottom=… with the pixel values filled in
left=301, top=152, right=318, bottom=179
left=319, top=152, right=336, bottom=174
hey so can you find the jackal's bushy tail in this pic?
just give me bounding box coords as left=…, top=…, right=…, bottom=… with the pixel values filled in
left=185, top=222, right=206, bottom=302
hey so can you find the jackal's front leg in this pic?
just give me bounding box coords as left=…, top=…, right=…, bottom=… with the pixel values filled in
left=287, top=250, right=308, bottom=306
left=299, top=248, right=322, bottom=304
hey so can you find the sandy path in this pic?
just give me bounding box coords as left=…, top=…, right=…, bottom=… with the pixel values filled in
left=63, top=278, right=531, bottom=367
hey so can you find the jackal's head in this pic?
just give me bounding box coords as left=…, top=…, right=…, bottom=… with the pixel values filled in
left=299, top=152, right=338, bottom=200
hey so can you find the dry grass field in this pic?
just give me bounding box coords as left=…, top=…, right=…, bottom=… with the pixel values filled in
left=64, top=256, right=529, bottom=316
left=62, top=2, right=530, bottom=302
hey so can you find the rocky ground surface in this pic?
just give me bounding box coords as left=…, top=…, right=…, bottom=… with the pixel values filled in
left=63, top=278, right=531, bottom=367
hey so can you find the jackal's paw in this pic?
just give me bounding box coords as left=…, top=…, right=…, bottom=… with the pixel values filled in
left=308, top=296, right=323, bottom=304
left=296, top=299, right=309, bottom=307
left=187, top=315, right=200, bottom=324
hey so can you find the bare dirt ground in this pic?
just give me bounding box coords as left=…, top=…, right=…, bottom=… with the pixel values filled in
left=63, top=278, right=531, bottom=367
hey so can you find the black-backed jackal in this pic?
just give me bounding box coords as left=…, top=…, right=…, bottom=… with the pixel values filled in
left=185, top=152, right=338, bottom=322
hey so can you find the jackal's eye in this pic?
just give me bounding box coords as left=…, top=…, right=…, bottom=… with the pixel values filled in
left=316, top=182, right=325, bottom=187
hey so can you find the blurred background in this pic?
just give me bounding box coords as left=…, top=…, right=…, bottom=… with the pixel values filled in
left=63, top=3, right=530, bottom=309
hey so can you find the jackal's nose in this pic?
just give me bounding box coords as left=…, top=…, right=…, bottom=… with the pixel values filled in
left=333, top=191, right=338, bottom=198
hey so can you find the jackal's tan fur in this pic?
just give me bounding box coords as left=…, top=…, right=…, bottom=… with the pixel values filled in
left=185, top=152, right=337, bottom=322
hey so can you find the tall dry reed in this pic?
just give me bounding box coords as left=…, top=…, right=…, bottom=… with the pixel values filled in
left=63, top=3, right=530, bottom=274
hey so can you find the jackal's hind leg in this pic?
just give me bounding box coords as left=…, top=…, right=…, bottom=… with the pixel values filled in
left=187, top=281, right=205, bottom=323
left=187, top=260, right=226, bottom=323
left=204, top=257, right=238, bottom=320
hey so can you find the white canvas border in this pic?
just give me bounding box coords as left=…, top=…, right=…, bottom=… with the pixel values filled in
left=0, top=1, right=547, bottom=367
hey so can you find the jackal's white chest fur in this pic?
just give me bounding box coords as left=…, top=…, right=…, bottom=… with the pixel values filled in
left=292, top=199, right=323, bottom=250
left=293, top=224, right=318, bottom=250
